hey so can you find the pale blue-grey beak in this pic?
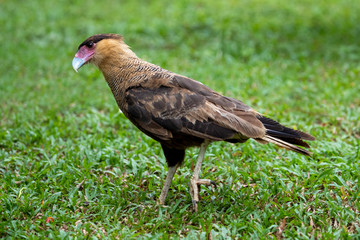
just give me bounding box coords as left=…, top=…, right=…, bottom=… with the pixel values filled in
left=72, top=57, right=85, bottom=72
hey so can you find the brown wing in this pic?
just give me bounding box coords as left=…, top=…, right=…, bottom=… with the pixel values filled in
left=172, top=75, right=252, bottom=112
left=124, top=75, right=266, bottom=143
left=171, top=75, right=266, bottom=138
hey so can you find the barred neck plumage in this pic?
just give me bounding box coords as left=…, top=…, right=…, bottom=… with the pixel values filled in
left=99, top=57, right=170, bottom=111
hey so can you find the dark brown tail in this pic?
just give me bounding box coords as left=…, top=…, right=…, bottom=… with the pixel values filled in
left=257, top=116, right=315, bottom=156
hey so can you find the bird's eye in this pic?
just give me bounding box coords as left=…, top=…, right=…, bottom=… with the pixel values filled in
left=86, top=41, right=94, bottom=48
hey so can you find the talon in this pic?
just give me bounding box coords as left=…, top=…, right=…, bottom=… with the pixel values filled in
left=189, top=140, right=210, bottom=213
left=210, top=180, right=217, bottom=189
left=193, top=200, right=198, bottom=212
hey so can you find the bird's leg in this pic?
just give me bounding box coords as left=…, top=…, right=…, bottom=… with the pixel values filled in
left=190, top=140, right=214, bottom=212
left=158, top=162, right=180, bottom=205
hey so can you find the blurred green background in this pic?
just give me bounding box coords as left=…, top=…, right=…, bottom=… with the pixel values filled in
left=1, top=0, right=360, bottom=238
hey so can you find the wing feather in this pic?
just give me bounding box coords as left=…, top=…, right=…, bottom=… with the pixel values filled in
left=125, top=75, right=266, bottom=142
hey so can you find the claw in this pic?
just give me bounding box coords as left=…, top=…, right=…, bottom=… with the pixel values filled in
left=193, top=200, right=198, bottom=212
left=210, top=180, right=217, bottom=190
left=196, top=179, right=217, bottom=190
left=190, top=178, right=217, bottom=211
left=189, top=140, right=211, bottom=212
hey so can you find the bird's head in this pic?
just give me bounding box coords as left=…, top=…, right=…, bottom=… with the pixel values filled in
left=72, top=34, right=134, bottom=72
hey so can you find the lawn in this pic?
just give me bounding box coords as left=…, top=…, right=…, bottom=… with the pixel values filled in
left=1, top=0, right=360, bottom=238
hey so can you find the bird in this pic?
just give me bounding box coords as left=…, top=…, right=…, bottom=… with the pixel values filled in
left=72, top=34, right=315, bottom=211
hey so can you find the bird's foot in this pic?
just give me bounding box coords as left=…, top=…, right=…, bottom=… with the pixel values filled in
left=197, top=179, right=217, bottom=190
left=190, top=178, right=217, bottom=212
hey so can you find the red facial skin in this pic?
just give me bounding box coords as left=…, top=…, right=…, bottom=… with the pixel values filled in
left=72, top=43, right=96, bottom=71
left=75, top=44, right=95, bottom=61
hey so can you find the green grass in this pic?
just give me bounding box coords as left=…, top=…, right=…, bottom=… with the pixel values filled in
left=1, top=0, right=360, bottom=238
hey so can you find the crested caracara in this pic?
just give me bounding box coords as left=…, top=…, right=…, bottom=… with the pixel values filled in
left=72, top=34, right=315, bottom=211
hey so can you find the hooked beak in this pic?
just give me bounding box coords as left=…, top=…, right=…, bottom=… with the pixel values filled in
left=72, top=57, right=85, bottom=72
left=72, top=45, right=95, bottom=72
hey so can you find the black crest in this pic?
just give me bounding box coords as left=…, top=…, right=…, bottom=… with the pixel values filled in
left=78, top=34, right=123, bottom=50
